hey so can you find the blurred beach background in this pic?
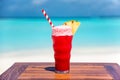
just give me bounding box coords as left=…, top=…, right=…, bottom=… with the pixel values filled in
left=0, top=0, right=120, bottom=75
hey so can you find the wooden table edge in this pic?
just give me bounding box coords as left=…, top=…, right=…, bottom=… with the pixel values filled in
left=0, top=62, right=120, bottom=80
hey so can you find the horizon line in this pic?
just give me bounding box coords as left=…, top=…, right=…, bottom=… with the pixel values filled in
left=1, top=16, right=120, bottom=19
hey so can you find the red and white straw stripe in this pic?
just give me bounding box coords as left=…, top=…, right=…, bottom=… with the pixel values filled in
left=42, top=9, right=54, bottom=27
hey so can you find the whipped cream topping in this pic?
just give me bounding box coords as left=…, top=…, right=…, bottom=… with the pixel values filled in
left=52, top=25, right=73, bottom=36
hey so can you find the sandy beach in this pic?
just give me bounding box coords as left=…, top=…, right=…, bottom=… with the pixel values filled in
left=0, top=46, right=120, bottom=75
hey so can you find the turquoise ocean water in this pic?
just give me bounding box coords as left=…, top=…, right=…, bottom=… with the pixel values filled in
left=0, top=17, right=120, bottom=53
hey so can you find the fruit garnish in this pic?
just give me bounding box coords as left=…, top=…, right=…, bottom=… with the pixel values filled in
left=63, top=20, right=80, bottom=35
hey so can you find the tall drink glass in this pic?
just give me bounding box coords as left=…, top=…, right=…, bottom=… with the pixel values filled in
left=52, top=25, right=73, bottom=73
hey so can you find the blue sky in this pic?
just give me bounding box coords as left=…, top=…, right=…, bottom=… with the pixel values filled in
left=1, top=0, right=120, bottom=17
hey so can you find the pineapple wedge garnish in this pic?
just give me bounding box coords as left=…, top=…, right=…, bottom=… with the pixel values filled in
left=63, top=20, right=80, bottom=35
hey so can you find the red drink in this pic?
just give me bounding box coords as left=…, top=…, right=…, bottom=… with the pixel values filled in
left=52, top=25, right=73, bottom=73
left=52, top=36, right=73, bottom=72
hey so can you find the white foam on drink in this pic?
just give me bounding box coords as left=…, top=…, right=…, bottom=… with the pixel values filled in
left=52, top=25, right=73, bottom=36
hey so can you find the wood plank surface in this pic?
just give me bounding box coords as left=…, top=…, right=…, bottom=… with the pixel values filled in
left=0, top=63, right=120, bottom=80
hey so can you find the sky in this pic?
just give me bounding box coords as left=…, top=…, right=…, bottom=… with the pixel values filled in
left=1, top=0, right=120, bottom=17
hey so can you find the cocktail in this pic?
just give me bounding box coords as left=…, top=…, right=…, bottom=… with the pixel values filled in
left=42, top=9, right=80, bottom=73
left=52, top=25, right=73, bottom=73
left=52, top=20, right=80, bottom=73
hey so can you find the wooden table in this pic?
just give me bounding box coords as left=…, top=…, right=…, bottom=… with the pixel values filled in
left=0, top=63, right=120, bottom=80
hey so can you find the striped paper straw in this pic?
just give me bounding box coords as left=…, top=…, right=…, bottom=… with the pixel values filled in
left=42, top=9, right=54, bottom=27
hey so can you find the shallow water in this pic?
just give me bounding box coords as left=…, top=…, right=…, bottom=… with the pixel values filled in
left=0, top=17, right=120, bottom=53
